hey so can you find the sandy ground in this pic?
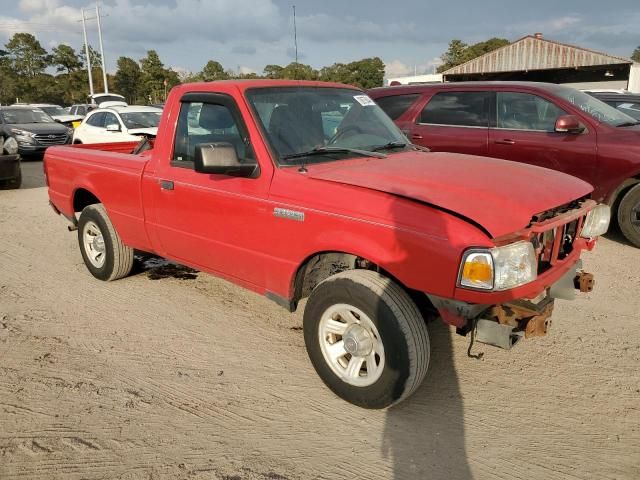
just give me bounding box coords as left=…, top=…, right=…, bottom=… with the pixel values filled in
left=1, top=160, right=639, bottom=479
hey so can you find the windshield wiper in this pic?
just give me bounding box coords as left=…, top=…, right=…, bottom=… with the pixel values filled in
left=282, top=146, right=387, bottom=161
left=616, top=121, right=640, bottom=127
left=371, top=141, right=407, bottom=152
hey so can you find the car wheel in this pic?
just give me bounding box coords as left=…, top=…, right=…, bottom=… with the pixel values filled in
left=0, top=170, right=21, bottom=190
left=617, top=183, right=640, bottom=248
left=303, top=269, right=430, bottom=409
left=77, top=204, right=134, bottom=281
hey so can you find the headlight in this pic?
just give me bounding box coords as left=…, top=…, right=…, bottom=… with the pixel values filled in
left=3, top=136, right=18, bottom=154
left=10, top=128, right=35, bottom=137
left=459, top=241, right=537, bottom=291
left=10, top=128, right=36, bottom=143
left=581, top=204, right=610, bottom=239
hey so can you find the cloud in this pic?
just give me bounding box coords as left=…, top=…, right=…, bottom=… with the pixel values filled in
left=296, top=13, right=429, bottom=44
left=231, top=44, right=257, bottom=55
left=385, top=58, right=443, bottom=78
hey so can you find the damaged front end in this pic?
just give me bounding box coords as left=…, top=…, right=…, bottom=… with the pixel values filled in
left=430, top=199, right=604, bottom=351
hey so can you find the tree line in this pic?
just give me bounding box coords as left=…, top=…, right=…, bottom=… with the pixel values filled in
left=0, top=32, right=385, bottom=106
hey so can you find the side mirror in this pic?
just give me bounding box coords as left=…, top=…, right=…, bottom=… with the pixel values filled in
left=194, top=142, right=258, bottom=177
left=106, top=123, right=121, bottom=132
left=555, top=115, right=584, bottom=134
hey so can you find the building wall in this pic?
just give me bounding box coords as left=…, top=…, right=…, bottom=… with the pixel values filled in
left=385, top=74, right=443, bottom=85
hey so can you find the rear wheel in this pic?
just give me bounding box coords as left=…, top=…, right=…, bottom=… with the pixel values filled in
left=77, top=204, right=134, bottom=281
left=618, top=183, right=640, bottom=248
left=303, top=269, right=430, bottom=409
left=0, top=170, right=21, bottom=190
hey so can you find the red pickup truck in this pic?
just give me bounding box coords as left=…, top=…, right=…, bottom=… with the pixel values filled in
left=45, top=80, right=610, bottom=408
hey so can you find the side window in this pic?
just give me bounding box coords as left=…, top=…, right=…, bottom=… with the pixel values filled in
left=496, top=92, right=567, bottom=131
left=420, top=91, right=490, bottom=127
left=103, top=112, right=119, bottom=128
left=86, top=112, right=105, bottom=127
left=375, top=94, right=420, bottom=120
left=173, top=101, right=249, bottom=165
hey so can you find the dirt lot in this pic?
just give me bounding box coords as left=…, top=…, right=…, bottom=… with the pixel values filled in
left=1, top=161, right=639, bottom=479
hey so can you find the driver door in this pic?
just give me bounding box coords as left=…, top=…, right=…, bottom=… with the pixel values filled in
left=148, top=93, right=275, bottom=289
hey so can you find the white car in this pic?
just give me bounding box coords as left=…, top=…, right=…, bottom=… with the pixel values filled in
left=30, top=104, right=84, bottom=128
left=73, top=106, right=162, bottom=144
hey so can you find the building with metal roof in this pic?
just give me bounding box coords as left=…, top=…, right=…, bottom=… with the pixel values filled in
left=442, top=34, right=639, bottom=92
left=387, top=34, right=640, bottom=92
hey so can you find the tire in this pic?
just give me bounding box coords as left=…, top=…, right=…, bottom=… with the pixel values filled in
left=77, top=204, right=134, bottom=281
left=303, top=269, right=430, bottom=409
left=617, top=183, right=640, bottom=248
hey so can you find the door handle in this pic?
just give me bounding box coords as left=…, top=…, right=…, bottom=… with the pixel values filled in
left=494, top=139, right=516, bottom=145
left=411, top=133, right=423, bottom=140
left=159, top=179, right=174, bottom=190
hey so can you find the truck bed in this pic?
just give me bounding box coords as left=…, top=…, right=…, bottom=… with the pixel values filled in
left=45, top=142, right=154, bottom=253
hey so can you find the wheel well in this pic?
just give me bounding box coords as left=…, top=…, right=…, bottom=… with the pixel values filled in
left=73, top=188, right=100, bottom=212
left=290, top=251, right=437, bottom=320
left=609, top=176, right=640, bottom=226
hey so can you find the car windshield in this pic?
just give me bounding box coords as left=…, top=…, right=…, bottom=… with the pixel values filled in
left=245, top=87, right=408, bottom=166
left=553, top=86, right=636, bottom=126
left=1, top=108, right=55, bottom=124
left=40, top=106, right=67, bottom=117
left=120, top=111, right=161, bottom=129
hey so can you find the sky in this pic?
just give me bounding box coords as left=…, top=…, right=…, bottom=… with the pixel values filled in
left=0, top=0, right=638, bottom=78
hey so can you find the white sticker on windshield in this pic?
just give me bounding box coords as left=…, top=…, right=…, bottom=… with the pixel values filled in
left=353, top=95, right=376, bottom=107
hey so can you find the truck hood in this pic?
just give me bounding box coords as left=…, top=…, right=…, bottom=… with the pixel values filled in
left=306, top=151, right=593, bottom=238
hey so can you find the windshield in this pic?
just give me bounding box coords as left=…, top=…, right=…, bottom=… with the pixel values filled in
left=245, top=87, right=407, bottom=165
left=614, top=101, right=640, bottom=121
left=40, top=106, right=67, bottom=117
left=120, top=111, right=161, bottom=129
left=553, top=86, right=636, bottom=126
left=1, top=108, right=55, bottom=124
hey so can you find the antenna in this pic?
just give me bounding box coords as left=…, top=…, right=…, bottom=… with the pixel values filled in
left=292, top=5, right=298, bottom=79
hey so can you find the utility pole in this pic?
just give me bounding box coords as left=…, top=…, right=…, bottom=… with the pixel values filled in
left=292, top=5, right=298, bottom=80
left=95, top=2, right=108, bottom=93
left=81, top=9, right=94, bottom=97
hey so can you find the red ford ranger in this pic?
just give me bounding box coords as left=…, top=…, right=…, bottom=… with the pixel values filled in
left=45, top=80, right=610, bottom=408
left=369, top=82, right=640, bottom=247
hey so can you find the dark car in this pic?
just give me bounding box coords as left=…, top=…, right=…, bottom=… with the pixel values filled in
left=584, top=91, right=640, bottom=121
left=368, top=82, right=640, bottom=247
left=0, top=135, right=21, bottom=189
left=0, top=106, right=72, bottom=157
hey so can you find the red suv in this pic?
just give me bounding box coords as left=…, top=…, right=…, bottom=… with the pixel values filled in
left=369, top=82, right=640, bottom=247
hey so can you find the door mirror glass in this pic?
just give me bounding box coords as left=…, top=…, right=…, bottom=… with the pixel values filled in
left=555, top=115, right=584, bottom=134
left=106, top=123, right=121, bottom=132
left=194, top=142, right=258, bottom=177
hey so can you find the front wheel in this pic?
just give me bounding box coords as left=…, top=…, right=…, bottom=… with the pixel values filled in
left=77, top=204, right=134, bottom=281
left=618, top=183, right=640, bottom=248
left=303, top=270, right=430, bottom=409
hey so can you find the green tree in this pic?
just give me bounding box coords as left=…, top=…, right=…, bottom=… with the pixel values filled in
left=320, top=57, right=385, bottom=88
left=114, top=56, right=142, bottom=103
left=281, top=62, right=318, bottom=80
left=51, top=44, right=82, bottom=73
left=200, top=60, right=229, bottom=81
left=437, top=39, right=468, bottom=73
left=4, top=32, right=49, bottom=77
left=632, top=46, right=640, bottom=62
left=437, top=37, right=509, bottom=73
left=140, top=50, right=166, bottom=102
left=79, top=45, right=102, bottom=69
left=263, top=64, right=284, bottom=79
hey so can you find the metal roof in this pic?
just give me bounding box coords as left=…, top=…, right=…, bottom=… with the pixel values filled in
left=444, top=35, right=633, bottom=75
